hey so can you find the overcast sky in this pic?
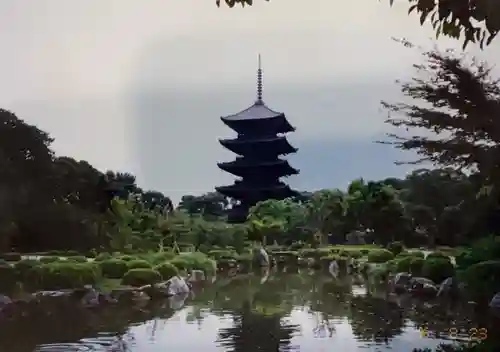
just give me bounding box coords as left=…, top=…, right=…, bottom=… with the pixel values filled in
left=0, top=0, right=499, bottom=202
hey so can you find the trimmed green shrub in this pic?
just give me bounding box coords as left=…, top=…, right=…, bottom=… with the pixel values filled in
left=40, top=256, right=60, bottom=264
left=0, top=252, right=21, bottom=262
left=126, top=259, right=152, bottom=270
left=154, top=262, right=179, bottom=280
left=14, top=259, right=39, bottom=280
left=385, top=259, right=399, bottom=272
left=461, top=260, right=500, bottom=299
left=387, top=241, right=404, bottom=256
left=409, top=257, right=425, bottom=276
left=395, top=256, right=413, bottom=272
left=367, top=249, right=394, bottom=263
left=67, top=256, right=88, bottom=263
left=95, top=253, right=112, bottom=261
left=426, top=251, right=450, bottom=261
left=121, top=268, right=162, bottom=286
left=149, top=251, right=176, bottom=264
left=118, top=255, right=136, bottom=261
left=99, top=259, right=129, bottom=279
left=170, top=252, right=216, bottom=276
left=456, top=236, right=500, bottom=270
left=422, top=258, right=455, bottom=283
left=27, top=262, right=101, bottom=290
left=360, top=249, right=371, bottom=255
left=347, top=250, right=363, bottom=259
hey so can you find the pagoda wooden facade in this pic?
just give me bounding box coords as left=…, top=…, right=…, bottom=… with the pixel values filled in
left=216, top=56, right=299, bottom=222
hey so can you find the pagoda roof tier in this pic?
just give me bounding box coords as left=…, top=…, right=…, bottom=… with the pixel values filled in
left=219, top=135, right=298, bottom=156
left=217, top=158, right=299, bottom=178
left=221, top=101, right=295, bottom=135
left=216, top=182, right=298, bottom=201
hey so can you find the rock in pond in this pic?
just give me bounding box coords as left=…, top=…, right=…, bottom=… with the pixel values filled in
left=169, top=292, right=189, bottom=310
left=166, top=276, right=190, bottom=296
left=0, top=294, right=13, bottom=314
left=253, top=247, right=270, bottom=267
left=0, top=294, right=12, bottom=306
left=328, top=260, right=339, bottom=278
left=80, top=285, right=100, bottom=307
left=437, top=277, right=461, bottom=298
left=490, top=292, right=500, bottom=309
left=409, top=277, right=438, bottom=297
left=391, top=272, right=413, bottom=293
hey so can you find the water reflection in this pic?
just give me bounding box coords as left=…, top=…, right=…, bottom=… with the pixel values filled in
left=0, top=270, right=496, bottom=352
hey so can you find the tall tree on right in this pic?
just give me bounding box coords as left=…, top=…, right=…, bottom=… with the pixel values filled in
left=380, top=39, right=500, bottom=233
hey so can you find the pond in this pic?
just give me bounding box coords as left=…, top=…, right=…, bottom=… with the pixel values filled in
left=0, top=271, right=494, bottom=352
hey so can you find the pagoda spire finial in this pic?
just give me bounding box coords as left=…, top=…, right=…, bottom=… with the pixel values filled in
left=256, top=53, right=263, bottom=104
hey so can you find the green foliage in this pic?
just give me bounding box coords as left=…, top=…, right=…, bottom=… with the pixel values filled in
left=99, top=259, right=129, bottom=279
left=461, top=260, right=500, bottom=299
left=170, top=252, right=216, bottom=276
left=456, top=236, right=500, bottom=270
left=426, top=252, right=451, bottom=262
left=121, top=268, right=162, bottom=287
left=422, top=258, right=455, bottom=283
left=39, top=256, right=60, bottom=264
left=344, top=249, right=362, bottom=259
left=409, top=257, right=425, bottom=276
left=126, top=259, right=152, bottom=270
left=67, top=256, right=88, bottom=263
left=386, top=241, right=404, bottom=256
left=27, top=262, right=101, bottom=290
left=367, top=249, right=394, bottom=263
left=95, top=253, right=112, bottom=261
left=146, top=251, right=176, bottom=264
left=395, top=256, right=412, bottom=272
left=208, top=249, right=237, bottom=260
left=154, top=262, right=179, bottom=280
left=118, top=254, right=136, bottom=261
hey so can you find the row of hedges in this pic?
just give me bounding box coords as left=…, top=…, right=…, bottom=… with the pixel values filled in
left=95, top=251, right=216, bottom=286
left=0, top=251, right=218, bottom=292
left=366, top=250, right=455, bottom=284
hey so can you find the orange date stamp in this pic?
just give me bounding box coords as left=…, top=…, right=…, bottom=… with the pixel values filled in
left=419, top=326, right=488, bottom=341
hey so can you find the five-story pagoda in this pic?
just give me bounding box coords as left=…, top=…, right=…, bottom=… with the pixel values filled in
left=216, top=55, right=299, bottom=222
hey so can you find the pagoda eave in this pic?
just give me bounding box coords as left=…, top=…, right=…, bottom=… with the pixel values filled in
left=215, top=183, right=298, bottom=201
left=218, top=137, right=298, bottom=156
left=217, top=162, right=299, bottom=178
left=220, top=115, right=295, bottom=135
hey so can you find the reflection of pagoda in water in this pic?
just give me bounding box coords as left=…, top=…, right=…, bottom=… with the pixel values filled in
left=216, top=55, right=299, bottom=222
